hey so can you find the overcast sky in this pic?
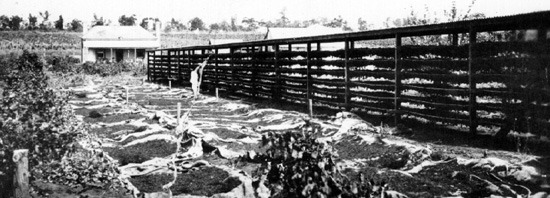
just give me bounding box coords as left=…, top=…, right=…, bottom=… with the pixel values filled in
left=1, top=0, right=550, bottom=29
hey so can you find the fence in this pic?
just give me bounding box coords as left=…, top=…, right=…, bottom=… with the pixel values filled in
left=147, top=11, right=550, bottom=137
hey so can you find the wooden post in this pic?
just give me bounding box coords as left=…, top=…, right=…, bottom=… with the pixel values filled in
left=177, top=102, right=181, bottom=125
left=309, top=99, right=313, bottom=118
left=169, top=80, right=171, bottom=90
left=214, top=48, right=219, bottom=89
left=394, top=34, right=402, bottom=125
left=306, top=42, right=312, bottom=104
left=13, top=149, right=29, bottom=198
left=216, top=88, right=219, bottom=100
left=452, top=33, right=459, bottom=46
left=147, top=51, right=151, bottom=81
left=344, top=39, right=351, bottom=111
left=177, top=50, right=182, bottom=85
left=251, top=46, right=257, bottom=98
left=230, top=48, right=236, bottom=95
left=468, top=27, right=478, bottom=135
left=187, top=50, right=192, bottom=87
left=274, top=44, right=281, bottom=101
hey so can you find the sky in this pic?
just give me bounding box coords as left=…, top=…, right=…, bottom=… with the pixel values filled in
left=1, top=0, right=550, bottom=29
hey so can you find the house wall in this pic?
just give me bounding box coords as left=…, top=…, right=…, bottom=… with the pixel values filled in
left=83, top=48, right=147, bottom=63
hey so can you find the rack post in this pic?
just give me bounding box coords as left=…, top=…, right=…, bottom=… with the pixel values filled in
left=214, top=48, right=219, bottom=89
left=274, top=44, right=281, bottom=101
left=230, top=48, right=236, bottom=95
left=187, top=50, right=192, bottom=87
left=176, top=50, right=183, bottom=86
left=344, top=39, right=351, bottom=111
left=307, top=42, right=312, bottom=104
left=394, top=34, right=402, bottom=125
left=251, top=46, right=257, bottom=98
left=468, top=27, right=478, bottom=135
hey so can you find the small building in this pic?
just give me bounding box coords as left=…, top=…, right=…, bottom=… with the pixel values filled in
left=81, top=25, right=161, bottom=63
left=264, top=25, right=345, bottom=51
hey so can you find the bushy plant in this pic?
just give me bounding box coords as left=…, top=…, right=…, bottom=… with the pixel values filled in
left=46, top=55, right=80, bottom=73
left=0, top=51, right=82, bottom=195
left=32, top=150, right=121, bottom=191
left=81, top=60, right=146, bottom=76
left=252, top=126, right=395, bottom=198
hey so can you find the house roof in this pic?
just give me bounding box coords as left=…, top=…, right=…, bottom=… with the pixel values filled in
left=265, top=25, right=344, bottom=40
left=82, top=25, right=157, bottom=40
left=82, top=26, right=160, bottom=49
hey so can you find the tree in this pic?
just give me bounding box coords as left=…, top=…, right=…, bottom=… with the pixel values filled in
left=55, top=15, right=64, bottom=30
left=9, top=15, right=23, bottom=30
left=324, top=16, right=352, bottom=31
left=39, top=10, right=50, bottom=30
left=188, top=17, right=205, bottom=31
left=0, top=15, right=9, bottom=30
left=242, top=17, right=259, bottom=31
left=209, top=23, right=221, bottom=31
left=118, top=14, right=137, bottom=26
left=69, top=19, right=82, bottom=32
left=92, top=14, right=107, bottom=26
left=275, top=8, right=290, bottom=27
left=357, top=18, right=370, bottom=31
left=210, top=21, right=231, bottom=31
left=165, top=18, right=185, bottom=32
left=28, top=14, right=37, bottom=30
left=301, top=18, right=321, bottom=28
left=140, top=17, right=159, bottom=30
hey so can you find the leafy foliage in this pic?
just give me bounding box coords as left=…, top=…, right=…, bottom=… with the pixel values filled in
left=28, top=14, right=38, bottom=30
left=69, top=19, right=83, bottom=32
left=118, top=14, right=137, bottom=26
left=188, top=17, right=206, bottom=31
left=81, top=61, right=147, bottom=76
left=32, top=150, right=120, bottom=190
left=0, top=51, right=82, bottom=193
left=45, top=55, right=81, bottom=73
left=252, top=127, right=394, bottom=198
left=54, top=15, right=64, bottom=30
left=9, top=15, right=23, bottom=30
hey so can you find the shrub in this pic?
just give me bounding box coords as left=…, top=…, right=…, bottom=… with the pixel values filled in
left=252, top=126, right=390, bottom=198
left=81, top=60, right=146, bottom=77
left=0, top=51, right=82, bottom=195
left=45, top=55, right=80, bottom=73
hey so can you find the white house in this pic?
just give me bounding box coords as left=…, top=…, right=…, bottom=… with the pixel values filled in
left=81, top=24, right=161, bottom=63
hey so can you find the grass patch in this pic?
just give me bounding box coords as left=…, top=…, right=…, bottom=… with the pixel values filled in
left=129, top=167, right=241, bottom=196
left=74, top=107, right=113, bottom=117
left=84, top=113, right=145, bottom=123
left=103, top=140, right=176, bottom=165
left=88, top=125, right=138, bottom=138
left=137, top=99, right=184, bottom=106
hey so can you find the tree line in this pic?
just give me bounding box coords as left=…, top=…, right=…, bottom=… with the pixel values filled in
left=0, top=1, right=484, bottom=33
left=0, top=10, right=82, bottom=32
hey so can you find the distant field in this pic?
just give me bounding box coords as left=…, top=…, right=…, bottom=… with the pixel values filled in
left=0, top=31, right=82, bottom=57
left=0, top=30, right=265, bottom=56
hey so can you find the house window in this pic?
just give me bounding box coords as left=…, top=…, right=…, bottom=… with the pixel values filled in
left=137, top=49, right=145, bottom=58
left=96, top=50, right=105, bottom=59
